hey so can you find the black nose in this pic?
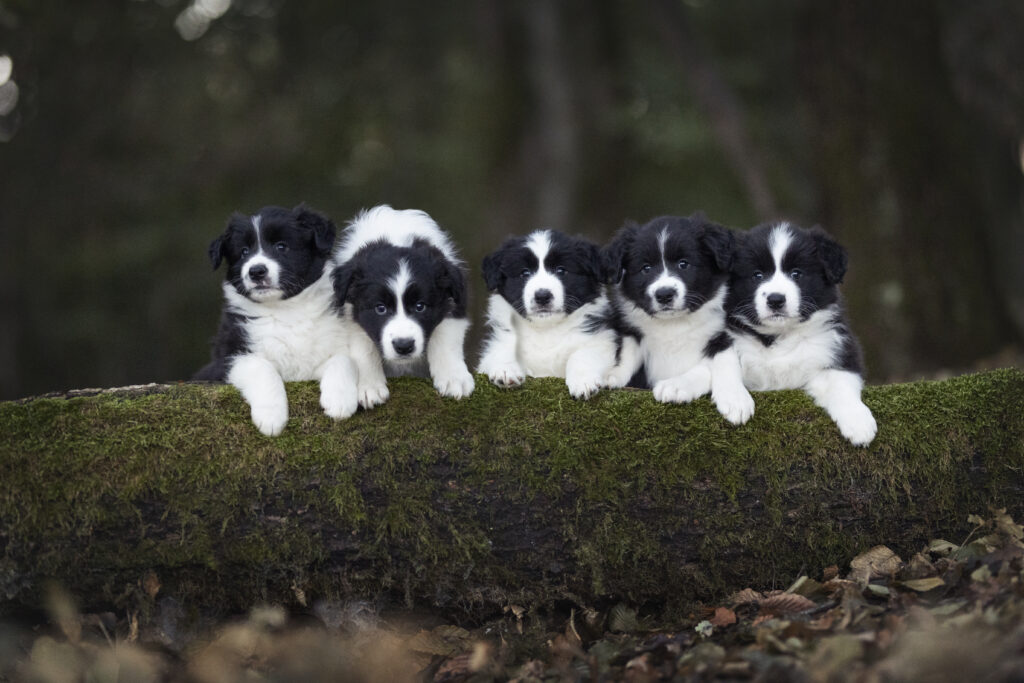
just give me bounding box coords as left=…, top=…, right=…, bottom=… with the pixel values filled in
left=767, top=293, right=786, bottom=311
left=654, top=287, right=676, bottom=305
left=534, top=289, right=553, bottom=306
left=392, top=338, right=416, bottom=356
left=249, top=264, right=268, bottom=281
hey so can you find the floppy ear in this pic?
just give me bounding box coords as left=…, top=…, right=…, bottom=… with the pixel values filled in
left=698, top=220, right=735, bottom=272
left=207, top=235, right=225, bottom=270
left=810, top=226, right=848, bottom=285
left=331, top=261, right=359, bottom=305
left=578, top=239, right=605, bottom=282
left=294, top=204, right=337, bottom=255
left=481, top=250, right=506, bottom=292
left=435, top=259, right=468, bottom=316
left=601, top=222, right=638, bottom=285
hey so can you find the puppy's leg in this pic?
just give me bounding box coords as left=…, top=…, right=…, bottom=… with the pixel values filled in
left=710, top=347, right=755, bottom=425
left=427, top=317, right=475, bottom=398
left=227, top=354, right=289, bottom=436
left=477, top=327, right=525, bottom=388
left=603, top=335, right=642, bottom=389
left=319, top=353, right=359, bottom=420
left=653, top=363, right=712, bottom=404
left=805, top=369, right=877, bottom=446
left=348, top=332, right=390, bottom=409
left=565, top=342, right=615, bottom=399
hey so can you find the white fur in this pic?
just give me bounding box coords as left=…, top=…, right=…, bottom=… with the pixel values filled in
left=732, top=306, right=845, bottom=391
left=755, top=224, right=801, bottom=324
left=223, top=272, right=359, bottom=434
left=428, top=317, right=475, bottom=398
left=710, top=346, right=755, bottom=425
left=380, top=260, right=426, bottom=362
left=521, top=231, right=566, bottom=318
left=806, top=369, right=877, bottom=446
left=477, top=293, right=618, bottom=399
left=335, top=205, right=460, bottom=264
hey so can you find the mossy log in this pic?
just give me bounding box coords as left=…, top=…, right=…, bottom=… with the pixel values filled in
left=2, top=369, right=1023, bottom=621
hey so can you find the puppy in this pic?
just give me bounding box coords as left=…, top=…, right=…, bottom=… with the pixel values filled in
left=195, top=205, right=359, bottom=436
left=602, top=214, right=754, bottom=424
left=331, top=205, right=474, bottom=405
left=724, top=221, right=877, bottom=446
left=477, top=229, right=623, bottom=399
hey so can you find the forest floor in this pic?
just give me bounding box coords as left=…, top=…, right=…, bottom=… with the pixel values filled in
left=3, top=509, right=1024, bottom=682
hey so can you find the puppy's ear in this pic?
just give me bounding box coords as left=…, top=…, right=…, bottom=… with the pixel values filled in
left=436, top=259, right=468, bottom=316
left=601, top=222, right=638, bottom=284
left=481, top=250, right=505, bottom=292
left=810, top=226, right=848, bottom=285
left=697, top=219, right=735, bottom=272
left=294, top=204, right=337, bottom=255
left=208, top=235, right=225, bottom=270
left=331, top=261, right=359, bottom=305
left=578, top=239, right=605, bottom=282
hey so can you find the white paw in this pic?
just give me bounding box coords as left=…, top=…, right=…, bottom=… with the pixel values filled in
left=487, top=363, right=525, bottom=388
left=836, top=403, right=877, bottom=446
left=250, top=401, right=288, bottom=436
left=566, top=372, right=602, bottom=400
left=357, top=382, right=390, bottom=410
left=714, top=385, right=755, bottom=425
left=434, top=369, right=475, bottom=399
left=603, top=365, right=634, bottom=389
left=653, top=377, right=703, bottom=404
left=320, top=385, right=358, bottom=421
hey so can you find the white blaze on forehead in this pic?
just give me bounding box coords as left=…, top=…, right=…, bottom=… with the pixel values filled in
left=387, top=259, right=413, bottom=306
left=522, top=230, right=565, bottom=318
left=657, top=227, right=669, bottom=259
left=525, top=229, right=552, bottom=265
left=381, top=259, right=425, bottom=360
left=768, top=223, right=793, bottom=273
left=756, top=222, right=800, bottom=322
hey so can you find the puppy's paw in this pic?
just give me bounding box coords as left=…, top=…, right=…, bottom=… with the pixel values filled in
left=434, top=369, right=475, bottom=399
left=487, top=363, right=525, bottom=388
left=250, top=401, right=288, bottom=436
left=566, top=372, right=602, bottom=400
left=653, top=376, right=703, bottom=404
left=357, top=382, right=390, bottom=410
left=835, top=403, right=877, bottom=447
left=714, top=385, right=755, bottom=425
left=320, top=385, right=358, bottom=421
left=603, top=365, right=634, bottom=389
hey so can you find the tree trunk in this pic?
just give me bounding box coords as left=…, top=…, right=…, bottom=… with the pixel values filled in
left=2, top=370, right=1022, bottom=621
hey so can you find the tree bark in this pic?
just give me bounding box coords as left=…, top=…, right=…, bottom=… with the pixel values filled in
left=2, top=370, right=1022, bottom=621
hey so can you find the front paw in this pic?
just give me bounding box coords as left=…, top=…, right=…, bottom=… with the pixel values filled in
left=836, top=403, right=877, bottom=447
left=487, top=363, right=525, bottom=388
left=358, top=382, right=390, bottom=410
left=566, top=372, right=602, bottom=400
left=434, top=369, right=475, bottom=399
left=603, top=365, right=634, bottom=389
left=653, top=377, right=703, bottom=404
left=250, top=400, right=288, bottom=436
left=714, top=385, right=755, bottom=425
left=321, top=385, right=358, bottom=421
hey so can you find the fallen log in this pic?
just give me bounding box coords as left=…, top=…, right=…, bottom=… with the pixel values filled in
left=1, top=369, right=1022, bottom=620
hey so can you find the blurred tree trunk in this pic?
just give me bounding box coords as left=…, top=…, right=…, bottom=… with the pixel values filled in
left=797, top=0, right=1020, bottom=380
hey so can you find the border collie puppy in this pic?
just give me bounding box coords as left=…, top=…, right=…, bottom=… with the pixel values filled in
left=331, top=205, right=474, bottom=404
left=194, top=205, right=360, bottom=436
left=724, top=221, right=877, bottom=446
left=477, top=229, right=623, bottom=399
left=602, top=214, right=754, bottom=424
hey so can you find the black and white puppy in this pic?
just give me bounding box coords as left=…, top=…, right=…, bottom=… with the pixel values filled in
left=194, top=205, right=360, bottom=436
left=477, top=229, right=624, bottom=399
left=602, top=214, right=754, bottom=424
left=724, top=221, right=877, bottom=446
left=331, top=205, right=474, bottom=405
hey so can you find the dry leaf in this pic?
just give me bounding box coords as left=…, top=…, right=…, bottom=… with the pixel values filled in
left=142, top=571, right=161, bottom=600
left=730, top=588, right=764, bottom=606
left=709, top=606, right=737, bottom=627
left=850, top=545, right=903, bottom=581
left=901, top=577, right=945, bottom=592
left=759, top=593, right=817, bottom=616
left=822, top=565, right=840, bottom=582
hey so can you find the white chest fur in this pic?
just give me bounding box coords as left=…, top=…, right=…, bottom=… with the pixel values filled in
left=732, top=307, right=844, bottom=391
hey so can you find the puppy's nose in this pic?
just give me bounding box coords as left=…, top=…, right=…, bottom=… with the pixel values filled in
left=766, top=293, right=786, bottom=311
left=654, top=287, right=676, bottom=305
left=392, top=338, right=416, bottom=356
left=248, top=264, right=268, bottom=281
left=534, top=289, right=553, bottom=306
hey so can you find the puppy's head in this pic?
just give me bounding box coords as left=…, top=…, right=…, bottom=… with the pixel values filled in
left=727, top=222, right=847, bottom=331
left=333, top=240, right=465, bottom=362
left=209, top=204, right=336, bottom=302
left=482, top=229, right=605, bottom=322
left=603, top=213, right=733, bottom=317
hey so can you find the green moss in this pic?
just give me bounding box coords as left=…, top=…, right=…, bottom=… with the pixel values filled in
left=1, top=369, right=1023, bottom=619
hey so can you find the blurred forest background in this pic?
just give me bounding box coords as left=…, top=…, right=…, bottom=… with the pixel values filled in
left=0, top=0, right=1022, bottom=400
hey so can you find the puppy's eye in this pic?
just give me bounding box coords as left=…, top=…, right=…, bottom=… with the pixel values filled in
left=789, top=269, right=802, bottom=280
left=240, top=247, right=250, bottom=257
left=414, top=301, right=426, bottom=312
left=520, top=269, right=532, bottom=278
left=275, top=242, right=288, bottom=253
left=374, top=303, right=388, bottom=315
left=554, top=266, right=567, bottom=275
left=677, top=260, right=689, bottom=270
left=752, top=270, right=764, bottom=281
left=641, top=264, right=652, bottom=273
